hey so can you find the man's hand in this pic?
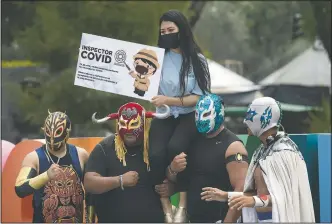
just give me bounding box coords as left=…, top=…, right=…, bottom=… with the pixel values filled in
left=170, top=152, right=187, bottom=173
left=151, top=95, right=169, bottom=107
left=155, top=179, right=174, bottom=197
left=228, top=195, right=255, bottom=210
left=122, top=171, right=139, bottom=187
left=47, top=164, right=61, bottom=180
left=201, top=187, right=228, bottom=202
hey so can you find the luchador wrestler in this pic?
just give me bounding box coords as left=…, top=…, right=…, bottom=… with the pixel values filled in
left=129, top=49, right=160, bottom=97
left=201, top=97, right=315, bottom=222
left=160, top=94, right=249, bottom=223
left=84, top=102, right=173, bottom=222
left=15, top=111, right=92, bottom=223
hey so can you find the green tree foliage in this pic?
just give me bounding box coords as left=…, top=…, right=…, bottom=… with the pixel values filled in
left=1, top=1, right=36, bottom=46
left=308, top=98, right=331, bottom=133
left=5, top=1, right=191, bottom=136
left=309, top=1, right=331, bottom=60
left=194, top=1, right=319, bottom=82
left=12, top=1, right=190, bottom=72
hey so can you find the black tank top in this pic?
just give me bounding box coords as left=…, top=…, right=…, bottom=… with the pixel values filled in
left=33, top=145, right=84, bottom=223
left=186, top=128, right=242, bottom=223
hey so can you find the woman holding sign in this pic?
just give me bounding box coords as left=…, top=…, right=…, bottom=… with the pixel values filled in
left=149, top=10, right=211, bottom=223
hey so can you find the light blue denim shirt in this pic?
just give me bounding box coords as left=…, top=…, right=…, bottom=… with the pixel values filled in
left=156, top=50, right=204, bottom=118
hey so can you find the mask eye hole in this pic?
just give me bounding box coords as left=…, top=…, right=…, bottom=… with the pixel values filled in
left=203, top=111, right=211, bottom=118
left=56, top=128, right=62, bottom=135
left=131, top=121, right=139, bottom=126
left=119, top=121, right=126, bottom=126
left=54, top=127, right=64, bottom=137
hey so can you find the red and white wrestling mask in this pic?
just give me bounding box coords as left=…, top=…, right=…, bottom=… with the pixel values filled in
left=92, top=102, right=170, bottom=145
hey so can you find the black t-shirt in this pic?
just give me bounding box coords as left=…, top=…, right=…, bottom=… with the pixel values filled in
left=180, top=128, right=242, bottom=223
left=85, top=135, right=164, bottom=223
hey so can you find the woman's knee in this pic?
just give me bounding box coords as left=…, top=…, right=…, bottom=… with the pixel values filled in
left=167, top=140, right=185, bottom=160
left=149, top=150, right=167, bottom=166
left=167, top=113, right=199, bottom=158
left=167, top=129, right=197, bottom=159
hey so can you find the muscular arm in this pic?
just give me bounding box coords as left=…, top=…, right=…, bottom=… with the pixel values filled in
left=84, top=172, right=121, bottom=194
left=77, top=147, right=96, bottom=223
left=166, top=95, right=200, bottom=107
left=229, top=166, right=273, bottom=212
left=165, top=165, right=177, bottom=182
left=84, top=144, right=121, bottom=194
left=77, top=147, right=89, bottom=171
left=15, top=151, right=49, bottom=198
left=254, top=166, right=272, bottom=212
left=223, top=141, right=249, bottom=223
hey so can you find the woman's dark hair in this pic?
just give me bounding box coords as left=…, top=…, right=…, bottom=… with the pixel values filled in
left=158, top=10, right=211, bottom=96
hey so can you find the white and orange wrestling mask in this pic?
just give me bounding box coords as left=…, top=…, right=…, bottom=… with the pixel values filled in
left=92, top=102, right=170, bottom=170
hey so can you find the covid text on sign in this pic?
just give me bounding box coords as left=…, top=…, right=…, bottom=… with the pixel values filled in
left=74, top=33, right=165, bottom=101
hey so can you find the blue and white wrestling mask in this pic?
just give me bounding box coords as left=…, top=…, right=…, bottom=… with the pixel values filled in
left=195, top=94, right=225, bottom=134
left=244, top=97, right=283, bottom=137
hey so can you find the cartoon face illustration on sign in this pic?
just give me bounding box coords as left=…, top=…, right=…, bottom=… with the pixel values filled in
left=128, top=49, right=160, bottom=97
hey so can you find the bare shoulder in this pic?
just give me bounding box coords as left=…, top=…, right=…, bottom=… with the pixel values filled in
left=76, top=146, right=89, bottom=163
left=21, top=151, right=39, bottom=170
left=225, top=141, right=248, bottom=158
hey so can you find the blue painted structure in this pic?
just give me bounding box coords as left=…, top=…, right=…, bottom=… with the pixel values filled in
left=317, top=134, right=331, bottom=222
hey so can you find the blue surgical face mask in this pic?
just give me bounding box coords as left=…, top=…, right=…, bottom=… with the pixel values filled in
left=195, top=94, right=225, bottom=134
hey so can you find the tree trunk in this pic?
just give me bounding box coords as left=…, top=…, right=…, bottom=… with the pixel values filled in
left=189, top=1, right=207, bottom=29
left=310, top=1, right=331, bottom=60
